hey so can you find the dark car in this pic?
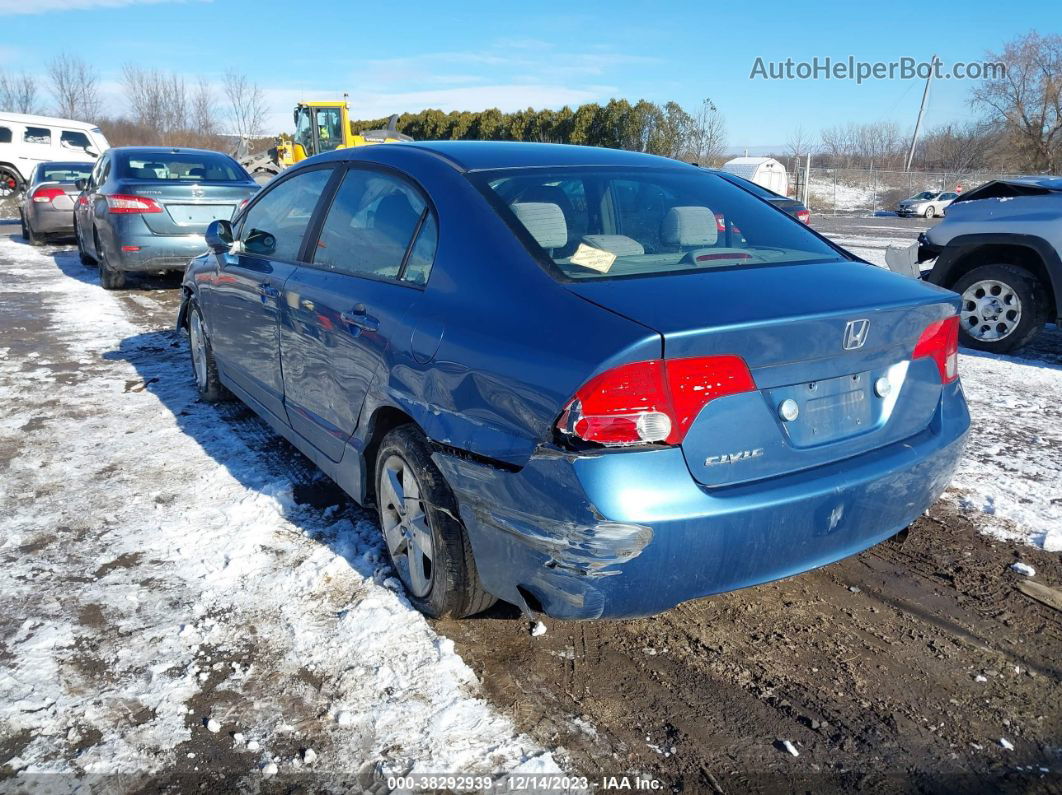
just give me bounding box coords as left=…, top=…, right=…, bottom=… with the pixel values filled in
left=74, top=146, right=259, bottom=289
left=179, top=141, right=969, bottom=621
left=715, top=170, right=811, bottom=223
left=18, top=161, right=93, bottom=244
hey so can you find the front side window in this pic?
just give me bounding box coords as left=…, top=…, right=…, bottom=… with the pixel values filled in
left=60, top=130, right=92, bottom=151
left=120, top=152, right=247, bottom=182
left=239, top=167, right=332, bottom=261
left=0, top=126, right=11, bottom=144
left=24, top=126, right=51, bottom=145
left=294, top=108, right=313, bottom=155
left=476, top=167, right=846, bottom=281
left=314, top=168, right=430, bottom=281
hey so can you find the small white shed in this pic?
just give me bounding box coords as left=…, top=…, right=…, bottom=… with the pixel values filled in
left=722, top=157, right=788, bottom=196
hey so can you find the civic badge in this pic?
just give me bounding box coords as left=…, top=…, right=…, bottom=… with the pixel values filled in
left=842, top=319, right=870, bottom=350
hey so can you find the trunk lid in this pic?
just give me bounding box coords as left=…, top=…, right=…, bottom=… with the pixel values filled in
left=567, top=261, right=960, bottom=487
left=118, top=180, right=257, bottom=235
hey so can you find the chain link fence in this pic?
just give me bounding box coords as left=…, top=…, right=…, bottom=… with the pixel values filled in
left=790, top=167, right=1030, bottom=215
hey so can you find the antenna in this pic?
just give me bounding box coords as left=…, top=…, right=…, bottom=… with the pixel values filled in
left=905, top=55, right=938, bottom=172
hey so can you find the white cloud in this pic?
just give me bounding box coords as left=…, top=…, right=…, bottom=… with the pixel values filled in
left=0, top=0, right=199, bottom=15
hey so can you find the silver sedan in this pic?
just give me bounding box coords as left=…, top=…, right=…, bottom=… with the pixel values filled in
left=19, top=161, right=93, bottom=245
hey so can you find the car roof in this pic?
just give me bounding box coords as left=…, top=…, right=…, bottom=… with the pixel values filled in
left=109, top=146, right=236, bottom=156
left=0, top=112, right=99, bottom=130
left=361, top=140, right=697, bottom=173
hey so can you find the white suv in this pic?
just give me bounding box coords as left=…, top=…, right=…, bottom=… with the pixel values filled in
left=0, top=113, right=109, bottom=198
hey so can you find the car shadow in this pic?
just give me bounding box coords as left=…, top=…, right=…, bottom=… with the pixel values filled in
left=46, top=245, right=185, bottom=292
left=959, top=324, right=1062, bottom=370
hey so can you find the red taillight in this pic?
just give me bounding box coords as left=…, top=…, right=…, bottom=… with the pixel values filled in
left=796, top=209, right=810, bottom=224
left=105, top=194, right=163, bottom=214
left=556, top=355, right=757, bottom=447
left=32, top=186, right=66, bottom=203
left=913, top=315, right=959, bottom=384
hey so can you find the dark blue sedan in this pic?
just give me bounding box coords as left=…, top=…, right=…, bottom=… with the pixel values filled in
left=178, top=141, right=970, bottom=620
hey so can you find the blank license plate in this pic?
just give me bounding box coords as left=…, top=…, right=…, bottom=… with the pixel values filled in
left=167, top=204, right=233, bottom=225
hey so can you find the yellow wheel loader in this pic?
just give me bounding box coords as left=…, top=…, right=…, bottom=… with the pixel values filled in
left=238, top=101, right=411, bottom=183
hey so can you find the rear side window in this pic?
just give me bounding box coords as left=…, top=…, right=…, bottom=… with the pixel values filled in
left=60, top=130, right=92, bottom=151
left=24, top=127, right=51, bottom=145
left=313, top=168, right=432, bottom=282
left=238, top=167, right=332, bottom=262
left=119, top=152, right=247, bottom=182
left=0, top=127, right=11, bottom=144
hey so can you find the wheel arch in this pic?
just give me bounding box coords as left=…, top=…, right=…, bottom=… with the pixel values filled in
left=928, top=234, right=1060, bottom=321
left=360, top=405, right=418, bottom=508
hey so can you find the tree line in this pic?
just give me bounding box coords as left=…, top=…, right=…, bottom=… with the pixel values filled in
left=0, top=54, right=265, bottom=151
left=350, top=98, right=728, bottom=164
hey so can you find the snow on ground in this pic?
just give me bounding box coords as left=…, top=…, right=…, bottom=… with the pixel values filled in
left=0, top=237, right=560, bottom=782
left=808, top=177, right=876, bottom=212
left=949, top=341, right=1062, bottom=551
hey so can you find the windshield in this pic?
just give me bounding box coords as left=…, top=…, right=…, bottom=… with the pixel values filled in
left=119, top=152, right=247, bottom=182
left=475, top=167, right=846, bottom=281
left=910, top=191, right=936, bottom=201
left=36, top=163, right=92, bottom=183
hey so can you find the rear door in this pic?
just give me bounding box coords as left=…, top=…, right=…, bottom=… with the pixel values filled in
left=205, top=165, right=336, bottom=420
left=281, top=165, right=437, bottom=461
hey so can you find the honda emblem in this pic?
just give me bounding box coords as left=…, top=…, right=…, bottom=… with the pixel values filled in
left=843, top=319, right=870, bottom=350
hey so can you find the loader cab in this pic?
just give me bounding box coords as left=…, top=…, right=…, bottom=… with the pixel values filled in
left=292, top=102, right=349, bottom=161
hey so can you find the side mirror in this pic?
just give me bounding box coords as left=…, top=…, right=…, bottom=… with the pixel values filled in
left=205, top=219, right=234, bottom=253
left=75, top=178, right=87, bottom=191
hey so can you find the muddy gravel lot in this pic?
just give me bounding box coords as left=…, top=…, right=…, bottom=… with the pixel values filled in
left=0, top=213, right=1059, bottom=793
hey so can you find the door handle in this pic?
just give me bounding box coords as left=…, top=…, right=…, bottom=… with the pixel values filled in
left=258, top=283, right=281, bottom=299
left=340, top=303, right=379, bottom=332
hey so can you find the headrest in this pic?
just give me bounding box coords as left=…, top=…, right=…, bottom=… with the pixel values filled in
left=581, top=234, right=645, bottom=257
left=511, top=202, right=567, bottom=250
left=661, top=206, right=717, bottom=247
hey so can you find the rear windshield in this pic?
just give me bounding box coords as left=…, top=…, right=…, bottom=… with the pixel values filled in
left=118, top=152, right=247, bottom=182
left=36, top=163, right=92, bottom=183
left=474, top=166, right=845, bottom=281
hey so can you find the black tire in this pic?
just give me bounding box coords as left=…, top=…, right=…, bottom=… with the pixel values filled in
left=375, top=425, right=495, bottom=618
left=187, top=300, right=229, bottom=403
left=75, top=222, right=95, bottom=266
left=21, top=214, right=41, bottom=246
left=96, top=232, right=126, bottom=290
left=952, top=263, right=1048, bottom=354
left=0, top=167, right=21, bottom=200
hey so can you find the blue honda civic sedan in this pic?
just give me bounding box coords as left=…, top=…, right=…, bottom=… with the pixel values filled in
left=178, top=141, right=970, bottom=620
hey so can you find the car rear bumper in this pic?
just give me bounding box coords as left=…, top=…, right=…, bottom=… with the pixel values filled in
left=25, top=205, right=75, bottom=236
left=107, top=232, right=206, bottom=272
left=434, top=381, right=969, bottom=620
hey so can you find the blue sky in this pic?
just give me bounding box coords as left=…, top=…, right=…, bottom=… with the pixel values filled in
left=0, top=0, right=1055, bottom=150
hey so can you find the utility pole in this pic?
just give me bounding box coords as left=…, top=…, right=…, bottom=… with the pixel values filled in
left=905, top=54, right=938, bottom=172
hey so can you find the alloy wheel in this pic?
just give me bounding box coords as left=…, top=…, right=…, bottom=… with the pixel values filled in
left=378, top=454, right=434, bottom=598
left=961, top=279, right=1022, bottom=342
left=189, top=311, right=208, bottom=389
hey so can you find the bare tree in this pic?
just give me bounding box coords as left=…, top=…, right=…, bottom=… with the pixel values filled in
left=918, top=121, right=1002, bottom=173
left=786, top=124, right=812, bottom=159
left=0, top=71, right=43, bottom=114
left=122, top=65, right=189, bottom=135
left=190, top=78, right=217, bottom=137
left=687, top=98, right=727, bottom=165
left=973, top=31, right=1062, bottom=173
left=47, top=53, right=102, bottom=121
left=222, top=70, right=266, bottom=139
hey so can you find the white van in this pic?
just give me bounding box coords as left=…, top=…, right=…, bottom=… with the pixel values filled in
left=0, top=113, right=110, bottom=197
